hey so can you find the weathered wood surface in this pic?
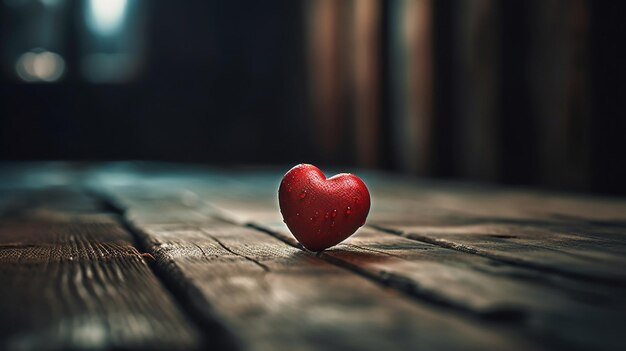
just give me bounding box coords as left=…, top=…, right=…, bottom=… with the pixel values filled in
left=88, top=163, right=626, bottom=350
left=365, top=179, right=626, bottom=284
left=2, top=162, right=626, bottom=350
left=161, top=173, right=626, bottom=350
left=189, top=169, right=626, bottom=282
left=99, top=186, right=541, bottom=351
left=105, top=165, right=626, bottom=346
left=0, top=186, right=201, bottom=350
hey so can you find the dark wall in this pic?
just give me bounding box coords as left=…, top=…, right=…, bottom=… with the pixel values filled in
left=1, top=0, right=625, bottom=195
left=1, top=1, right=310, bottom=164
left=589, top=1, right=626, bottom=195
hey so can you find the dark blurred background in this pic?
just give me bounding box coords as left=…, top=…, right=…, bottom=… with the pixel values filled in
left=1, top=0, right=625, bottom=195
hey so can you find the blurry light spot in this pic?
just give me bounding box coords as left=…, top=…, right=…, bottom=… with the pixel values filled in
left=15, top=49, right=65, bottom=82
left=86, top=0, right=127, bottom=36
left=180, top=190, right=200, bottom=207
left=81, top=53, right=135, bottom=83
left=40, top=0, right=63, bottom=6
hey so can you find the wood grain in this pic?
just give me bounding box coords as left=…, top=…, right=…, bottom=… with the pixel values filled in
left=100, top=166, right=626, bottom=282
left=365, top=182, right=626, bottom=283
left=262, top=223, right=626, bottom=350
left=31, top=163, right=626, bottom=350
left=0, top=189, right=201, bottom=350
left=136, top=166, right=626, bottom=257
left=138, top=168, right=626, bottom=350
left=194, top=191, right=626, bottom=350
left=101, top=187, right=545, bottom=351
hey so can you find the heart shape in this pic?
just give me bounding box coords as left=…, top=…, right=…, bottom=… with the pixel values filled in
left=278, top=164, right=371, bottom=251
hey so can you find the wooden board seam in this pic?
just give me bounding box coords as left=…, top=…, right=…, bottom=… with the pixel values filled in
left=230, top=221, right=534, bottom=324
left=88, top=190, right=244, bottom=351
left=369, top=223, right=626, bottom=286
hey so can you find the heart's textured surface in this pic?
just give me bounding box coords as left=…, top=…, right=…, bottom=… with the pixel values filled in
left=278, top=164, right=370, bottom=251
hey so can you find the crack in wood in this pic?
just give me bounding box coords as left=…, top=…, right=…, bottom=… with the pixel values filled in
left=243, top=222, right=531, bottom=324
left=76, top=166, right=626, bottom=351
left=368, top=224, right=626, bottom=286
left=86, top=190, right=242, bottom=351
left=198, top=229, right=270, bottom=272
left=0, top=188, right=202, bottom=350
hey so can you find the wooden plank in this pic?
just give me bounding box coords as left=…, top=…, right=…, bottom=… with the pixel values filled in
left=146, top=167, right=626, bottom=349
left=0, top=188, right=201, bottom=350
left=100, top=166, right=626, bottom=284
left=181, top=166, right=626, bottom=244
left=362, top=173, right=626, bottom=223
left=90, top=164, right=626, bottom=349
left=341, top=173, right=626, bottom=280
left=373, top=221, right=626, bottom=284
left=181, top=180, right=626, bottom=350
left=99, top=186, right=545, bottom=351
left=262, top=224, right=626, bottom=350
left=363, top=182, right=626, bottom=283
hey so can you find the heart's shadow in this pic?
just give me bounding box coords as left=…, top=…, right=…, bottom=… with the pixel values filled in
left=319, top=247, right=399, bottom=265
left=286, top=245, right=398, bottom=268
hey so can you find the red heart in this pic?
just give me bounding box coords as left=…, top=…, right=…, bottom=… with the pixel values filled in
left=278, top=164, right=371, bottom=251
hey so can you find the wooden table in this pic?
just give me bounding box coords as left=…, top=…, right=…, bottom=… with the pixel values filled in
left=1, top=162, right=625, bottom=350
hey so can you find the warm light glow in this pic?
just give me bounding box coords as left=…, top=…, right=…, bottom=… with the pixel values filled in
left=86, top=0, right=128, bottom=35
left=15, top=50, right=65, bottom=82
